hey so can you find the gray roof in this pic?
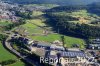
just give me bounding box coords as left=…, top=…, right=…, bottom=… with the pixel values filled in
left=61, top=51, right=86, bottom=57
left=37, top=42, right=51, bottom=47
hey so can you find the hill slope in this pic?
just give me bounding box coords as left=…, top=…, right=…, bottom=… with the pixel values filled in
left=3, top=0, right=100, bottom=5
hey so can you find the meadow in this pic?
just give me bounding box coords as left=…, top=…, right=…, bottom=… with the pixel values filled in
left=29, top=34, right=85, bottom=49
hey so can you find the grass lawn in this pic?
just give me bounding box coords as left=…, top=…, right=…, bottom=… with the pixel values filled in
left=0, top=41, right=25, bottom=66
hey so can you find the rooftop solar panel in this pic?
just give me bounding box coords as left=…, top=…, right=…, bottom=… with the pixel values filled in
left=61, top=51, right=86, bottom=57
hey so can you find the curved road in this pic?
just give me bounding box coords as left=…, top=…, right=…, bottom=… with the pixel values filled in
left=4, top=33, right=37, bottom=66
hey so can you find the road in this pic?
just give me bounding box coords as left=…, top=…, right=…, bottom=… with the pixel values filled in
left=4, top=33, right=39, bottom=66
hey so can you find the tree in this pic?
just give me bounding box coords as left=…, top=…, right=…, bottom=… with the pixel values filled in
left=61, top=35, right=66, bottom=47
left=0, top=34, right=7, bottom=41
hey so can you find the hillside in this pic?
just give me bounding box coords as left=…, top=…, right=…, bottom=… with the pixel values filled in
left=3, top=0, right=100, bottom=5
left=46, top=5, right=100, bottom=38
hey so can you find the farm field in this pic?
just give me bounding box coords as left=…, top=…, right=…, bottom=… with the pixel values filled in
left=29, top=34, right=85, bottom=49
left=0, top=41, right=25, bottom=66
left=24, top=4, right=59, bottom=9
left=13, top=11, right=86, bottom=49
left=14, top=18, right=46, bottom=35
left=13, top=11, right=47, bottom=35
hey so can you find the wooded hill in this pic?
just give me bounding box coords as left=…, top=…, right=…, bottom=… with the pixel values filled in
left=45, top=5, right=100, bottom=39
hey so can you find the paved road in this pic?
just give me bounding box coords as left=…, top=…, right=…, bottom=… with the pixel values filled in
left=4, top=33, right=38, bottom=66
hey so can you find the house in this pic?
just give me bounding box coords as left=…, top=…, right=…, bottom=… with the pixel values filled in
left=67, top=48, right=80, bottom=51
left=88, top=38, right=100, bottom=50
left=32, top=41, right=51, bottom=49
left=50, top=44, right=65, bottom=51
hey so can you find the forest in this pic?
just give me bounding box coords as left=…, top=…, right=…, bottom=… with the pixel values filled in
left=45, top=5, right=100, bottom=39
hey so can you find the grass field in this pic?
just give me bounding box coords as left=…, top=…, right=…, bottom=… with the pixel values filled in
left=32, top=11, right=45, bottom=17
left=14, top=11, right=47, bottom=35
left=15, top=19, right=45, bottom=35
left=14, top=11, right=85, bottom=49
left=0, top=41, right=25, bottom=66
left=24, top=4, right=59, bottom=9
left=29, top=34, right=85, bottom=49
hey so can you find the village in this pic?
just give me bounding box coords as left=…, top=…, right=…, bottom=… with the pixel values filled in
left=0, top=0, right=100, bottom=66
left=0, top=1, right=19, bottom=22
left=10, top=33, right=100, bottom=66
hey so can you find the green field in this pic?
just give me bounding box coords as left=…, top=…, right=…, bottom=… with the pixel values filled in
left=29, top=34, right=85, bottom=49
left=0, top=41, right=25, bottom=66
left=24, top=4, right=59, bottom=9
left=13, top=11, right=47, bottom=35
left=32, top=11, right=45, bottom=17
left=13, top=11, right=85, bottom=49
left=14, top=19, right=45, bottom=35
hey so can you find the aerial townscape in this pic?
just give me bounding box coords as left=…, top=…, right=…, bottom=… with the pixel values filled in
left=0, top=0, right=100, bottom=66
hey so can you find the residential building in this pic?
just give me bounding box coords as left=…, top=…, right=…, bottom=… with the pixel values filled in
left=89, top=38, right=100, bottom=50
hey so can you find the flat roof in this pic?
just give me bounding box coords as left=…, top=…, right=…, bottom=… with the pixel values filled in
left=61, top=51, right=86, bottom=57
left=37, top=42, right=51, bottom=47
